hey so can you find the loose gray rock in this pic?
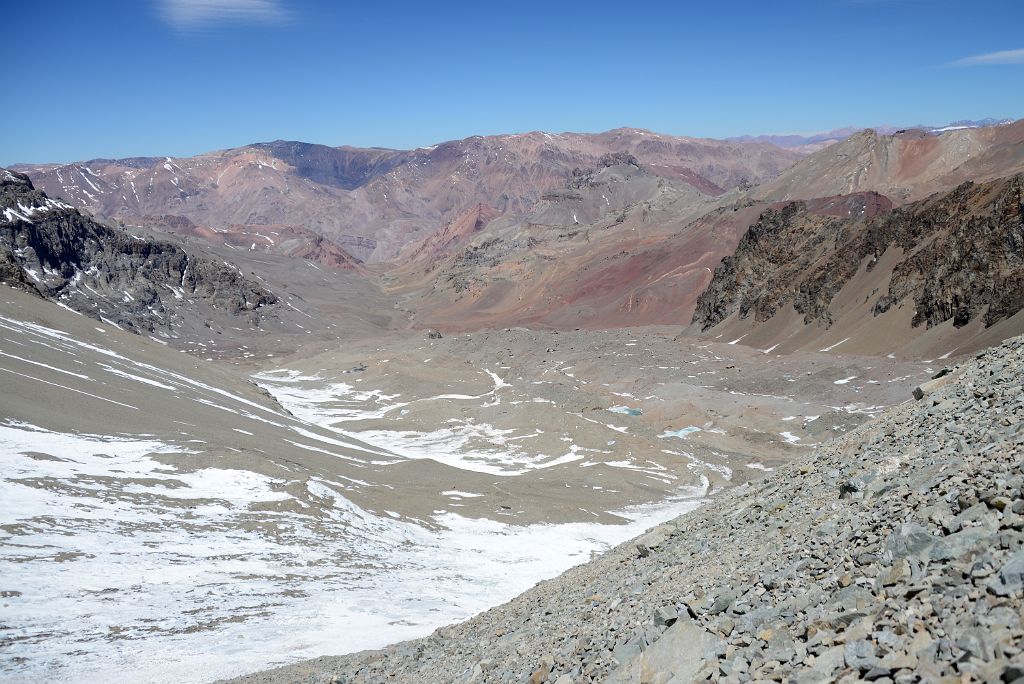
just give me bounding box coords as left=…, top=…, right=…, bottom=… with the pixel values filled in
left=989, top=550, right=1024, bottom=596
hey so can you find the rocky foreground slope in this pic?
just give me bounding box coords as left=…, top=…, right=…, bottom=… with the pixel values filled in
left=234, top=334, right=1024, bottom=684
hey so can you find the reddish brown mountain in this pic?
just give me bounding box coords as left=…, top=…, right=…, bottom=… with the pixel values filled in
left=388, top=120, right=1024, bottom=347
left=400, top=203, right=501, bottom=267
left=16, top=130, right=802, bottom=264
left=140, top=215, right=364, bottom=270
left=14, top=120, right=1024, bottom=357
left=392, top=156, right=750, bottom=330
left=754, top=119, right=1024, bottom=204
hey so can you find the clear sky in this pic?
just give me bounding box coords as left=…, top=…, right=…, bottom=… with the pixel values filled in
left=4, top=0, right=1022, bottom=164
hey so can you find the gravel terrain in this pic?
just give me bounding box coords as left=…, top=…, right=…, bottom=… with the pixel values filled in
left=233, top=334, right=1024, bottom=684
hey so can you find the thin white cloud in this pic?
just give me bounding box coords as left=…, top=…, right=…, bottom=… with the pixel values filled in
left=949, top=48, right=1024, bottom=67
left=159, top=0, right=291, bottom=31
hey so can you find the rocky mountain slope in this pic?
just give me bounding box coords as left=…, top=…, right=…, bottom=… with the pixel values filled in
left=692, top=173, right=1024, bottom=357
left=374, top=120, right=1023, bottom=340
left=13, top=121, right=1022, bottom=353
left=399, top=203, right=502, bottom=266
left=0, top=168, right=284, bottom=340
left=752, top=119, right=1024, bottom=204
left=232, top=332, right=1024, bottom=684
left=390, top=157, right=910, bottom=333
left=388, top=153, right=745, bottom=330
left=140, top=213, right=366, bottom=271
left=15, top=130, right=802, bottom=263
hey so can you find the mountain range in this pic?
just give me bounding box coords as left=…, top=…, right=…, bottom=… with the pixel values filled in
left=14, top=129, right=801, bottom=264
left=7, top=118, right=1024, bottom=359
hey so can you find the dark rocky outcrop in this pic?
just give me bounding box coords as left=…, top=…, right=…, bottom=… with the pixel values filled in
left=0, top=168, right=278, bottom=336
left=693, top=174, right=1024, bottom=332
left=569, top=153, right=644, bottom=190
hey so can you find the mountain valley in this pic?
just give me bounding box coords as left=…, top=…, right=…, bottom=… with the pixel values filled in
left=2, top=118, right=1023, bottom=684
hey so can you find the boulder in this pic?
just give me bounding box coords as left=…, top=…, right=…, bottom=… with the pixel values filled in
left=988, top=550, right=1024, bottom=596
left=606, top=617, right=723, bottom=684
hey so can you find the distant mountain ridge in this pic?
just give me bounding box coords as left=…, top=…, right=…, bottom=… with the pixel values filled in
left=13, top=129, right=803, bottom=263
left=395, top=119, right=1022, bottom=321
left=7, top=118, right=1024, bottom=357
left=752, top=119, right=1024, bottom=203
left=391, top=152, right=749, bottom=331
left=727, top=118, right=1016, bottom=151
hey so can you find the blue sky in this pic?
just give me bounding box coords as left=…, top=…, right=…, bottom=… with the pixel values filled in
left=4, top=0, right=1022, bottom=164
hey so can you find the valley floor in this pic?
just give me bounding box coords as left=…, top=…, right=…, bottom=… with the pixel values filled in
left=232, top=335, right=1024, bottom=684
left=0, top=288, right=951, bottom=682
